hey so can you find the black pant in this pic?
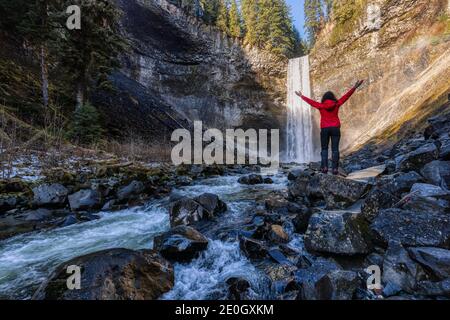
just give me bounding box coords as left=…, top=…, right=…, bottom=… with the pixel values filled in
left=320, top=127, right=341, bottom=170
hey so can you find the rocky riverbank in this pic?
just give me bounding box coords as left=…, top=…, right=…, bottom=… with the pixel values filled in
left=1, top=110, right=450, bottom=300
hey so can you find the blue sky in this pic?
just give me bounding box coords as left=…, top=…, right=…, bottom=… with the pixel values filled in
left=286, top=0, right=306, bottom=38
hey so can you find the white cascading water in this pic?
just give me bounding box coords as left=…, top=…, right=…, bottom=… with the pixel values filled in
left=286, top=56, right=314, bottom=163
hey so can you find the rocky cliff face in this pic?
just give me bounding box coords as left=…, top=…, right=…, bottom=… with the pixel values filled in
left=97, top=0, right=287, bottom=142
left=310, top=0, right=450, bottom=153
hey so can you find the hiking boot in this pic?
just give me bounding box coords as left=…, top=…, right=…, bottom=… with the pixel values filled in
left=321, top=167, right=328, bottom=174
left=332, top=168, right=339, bottom=175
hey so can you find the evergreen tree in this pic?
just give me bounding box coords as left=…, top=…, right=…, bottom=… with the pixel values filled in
left=241, top=0, right=259, bottom=46
left=292, top=26, right=308, bottom=56
left=304, top=0, right=323, bottom=45
left=216, top=0, right=230, bottom=35
left=228, top=0, right=242, bottom=38
left=58, top=0, right=128, bottom=110
left=67, top=103, right=103, bottom=145
left=200, top=0, right=220, bottom=24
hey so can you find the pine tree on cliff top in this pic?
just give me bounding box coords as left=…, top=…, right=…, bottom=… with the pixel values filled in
left=216, top=0, right=230, bottom=35
left=242, top=0, right=259, bottom=46
left=200, top=0, right=220, bottom=24
left=304, top=0, right=324, bottom=44
left=228, top=0, right=242, bottom=38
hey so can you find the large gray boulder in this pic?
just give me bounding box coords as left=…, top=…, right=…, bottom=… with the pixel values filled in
left=68, top=189, right=102, bottom=211
left=378, top=171, right=423, bottom=196
left=117, top=180, right=145, bottom=202
left=288, top=171, right=322, bottom=200
left=169, top=193, right=226, bottom=227
left=318, top=174, right=370, bottom=209
left=33, top=248, right=174, bottom=300
left=420, top=160, right=450, bottom=188
left=408, top=247, right=450, bottom=280
left=395, top=143, right=439, bottom=172
left=305, top=211, right=371, bottom=255
left=153, top=226, right=208, bottom=262
left=382, top=241, right=424, bottom=296
left=32, top=184, right=68, bottom=207
left=371, top=208, right=450, bottom=248
left=401, top=195, right=449, bottom=214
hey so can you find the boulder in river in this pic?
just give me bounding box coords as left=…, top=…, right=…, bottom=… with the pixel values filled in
left=238, top=174, right=264, bottom=185
left=32, top=183, right=68, bottom=207
left=153, top=226, right=208, bottom=262
left=408, top=247, right=450, bottom=280
left=371, top=208, right=450, bottom=248
left=169, top=193, right=226, bottom=227
left=0, top=193, right=29, bottom=212
left=226, top=277, right=251, bottom=300
left=116, top=180, right=145, bottom=202
left=239, top=236, right=268, bottom=259
left=305, top=211, right=371, bottom=255
left=68, top=189, right=102, bottom=211
left=33, top=248, right=174, bottom=300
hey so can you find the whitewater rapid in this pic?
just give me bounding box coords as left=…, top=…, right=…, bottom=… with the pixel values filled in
left=0, top=173, right=289, bottom=300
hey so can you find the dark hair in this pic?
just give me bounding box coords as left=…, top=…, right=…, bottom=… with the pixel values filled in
left=322, top=91, right=338, bottom=103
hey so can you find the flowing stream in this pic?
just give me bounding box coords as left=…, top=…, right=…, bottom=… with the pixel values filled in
left=286, top=56, right=314, bottom=163
left=0, top=173, right=291, bottom=300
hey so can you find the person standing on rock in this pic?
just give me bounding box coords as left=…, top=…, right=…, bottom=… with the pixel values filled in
left=295, top=80, right=364, bottom=175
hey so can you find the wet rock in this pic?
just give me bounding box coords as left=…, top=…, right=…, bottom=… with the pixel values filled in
left=226, top=277, right=251, bottom=300
left=264, top=194, right=289, bottom=212
left=396, top=143, right=439, bottom=172
left=201, top=165, right=224, bottom=177
left=33, top=248, right=174, bottom=300
left=263, top=177, right=274, bottom=184
left=59, top=215, right=79, bottom=227
left=175, top=176, right=193, bottom=186
left=239, top=236, right=268, bottom=259
left=410, top=183, right=450, bottom=198
left=32, top=183, right=68, bottom=207
left=169, top=197, right=206, bottom=227
left=318, top=174, right=370, bottom=209
left=408, top=247, right=450, bottom=280
left=68, top=189, right=102, bottom=211
left=268, top=249, right=292, bottom=265
left=268, top=225, right=289, bottom=243
left=23, top=208, right=53, bottom=221
left=420, top=161, right=450, bottom=188
left=371, top=208, right=450, bottom=248
left=314, top=270, right=361, bottom=300
left=238, top=174, right=263, bottom=185
left=416, top=279, right=450, bottom=297
left=287, top=167, right=305, bottom=181
left=153, top=226, right=208, bottom=262
left=360, top=187, right=399, bottom=222
left=0, top=178, right=30, bottom=193
left=194, top=193, right=227, bottom=216
left=305, top=211, right=371, bottom=255
left=295, top=257, right=342, bottom=300
left=382, top=241, right=423, bottom=296
left=116, top=180, right=145, bottom=202
left=291, top=204, right=313, bottom=233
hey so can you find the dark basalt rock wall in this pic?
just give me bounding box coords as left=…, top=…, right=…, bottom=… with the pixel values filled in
left=95, top=0, right=287, bottom=143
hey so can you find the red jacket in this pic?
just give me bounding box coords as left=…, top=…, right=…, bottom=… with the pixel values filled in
left=301, top=87, right=356, bottom=128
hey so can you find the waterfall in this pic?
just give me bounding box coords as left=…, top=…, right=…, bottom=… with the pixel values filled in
left=286, top=56, right=314, bottom=163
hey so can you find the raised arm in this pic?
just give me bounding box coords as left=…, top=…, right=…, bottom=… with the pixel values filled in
left=295, top=91, right=325, bottom=109
left=337, top=80, right=364, bottom=107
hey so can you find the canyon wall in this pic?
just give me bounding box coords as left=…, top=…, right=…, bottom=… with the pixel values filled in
left=95, top=0, right=288, bottom=142
left=310, top=0, right=450, bottom=153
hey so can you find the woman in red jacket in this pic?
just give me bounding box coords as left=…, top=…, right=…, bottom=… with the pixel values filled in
left=295, top=80, right=364, bottom=175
